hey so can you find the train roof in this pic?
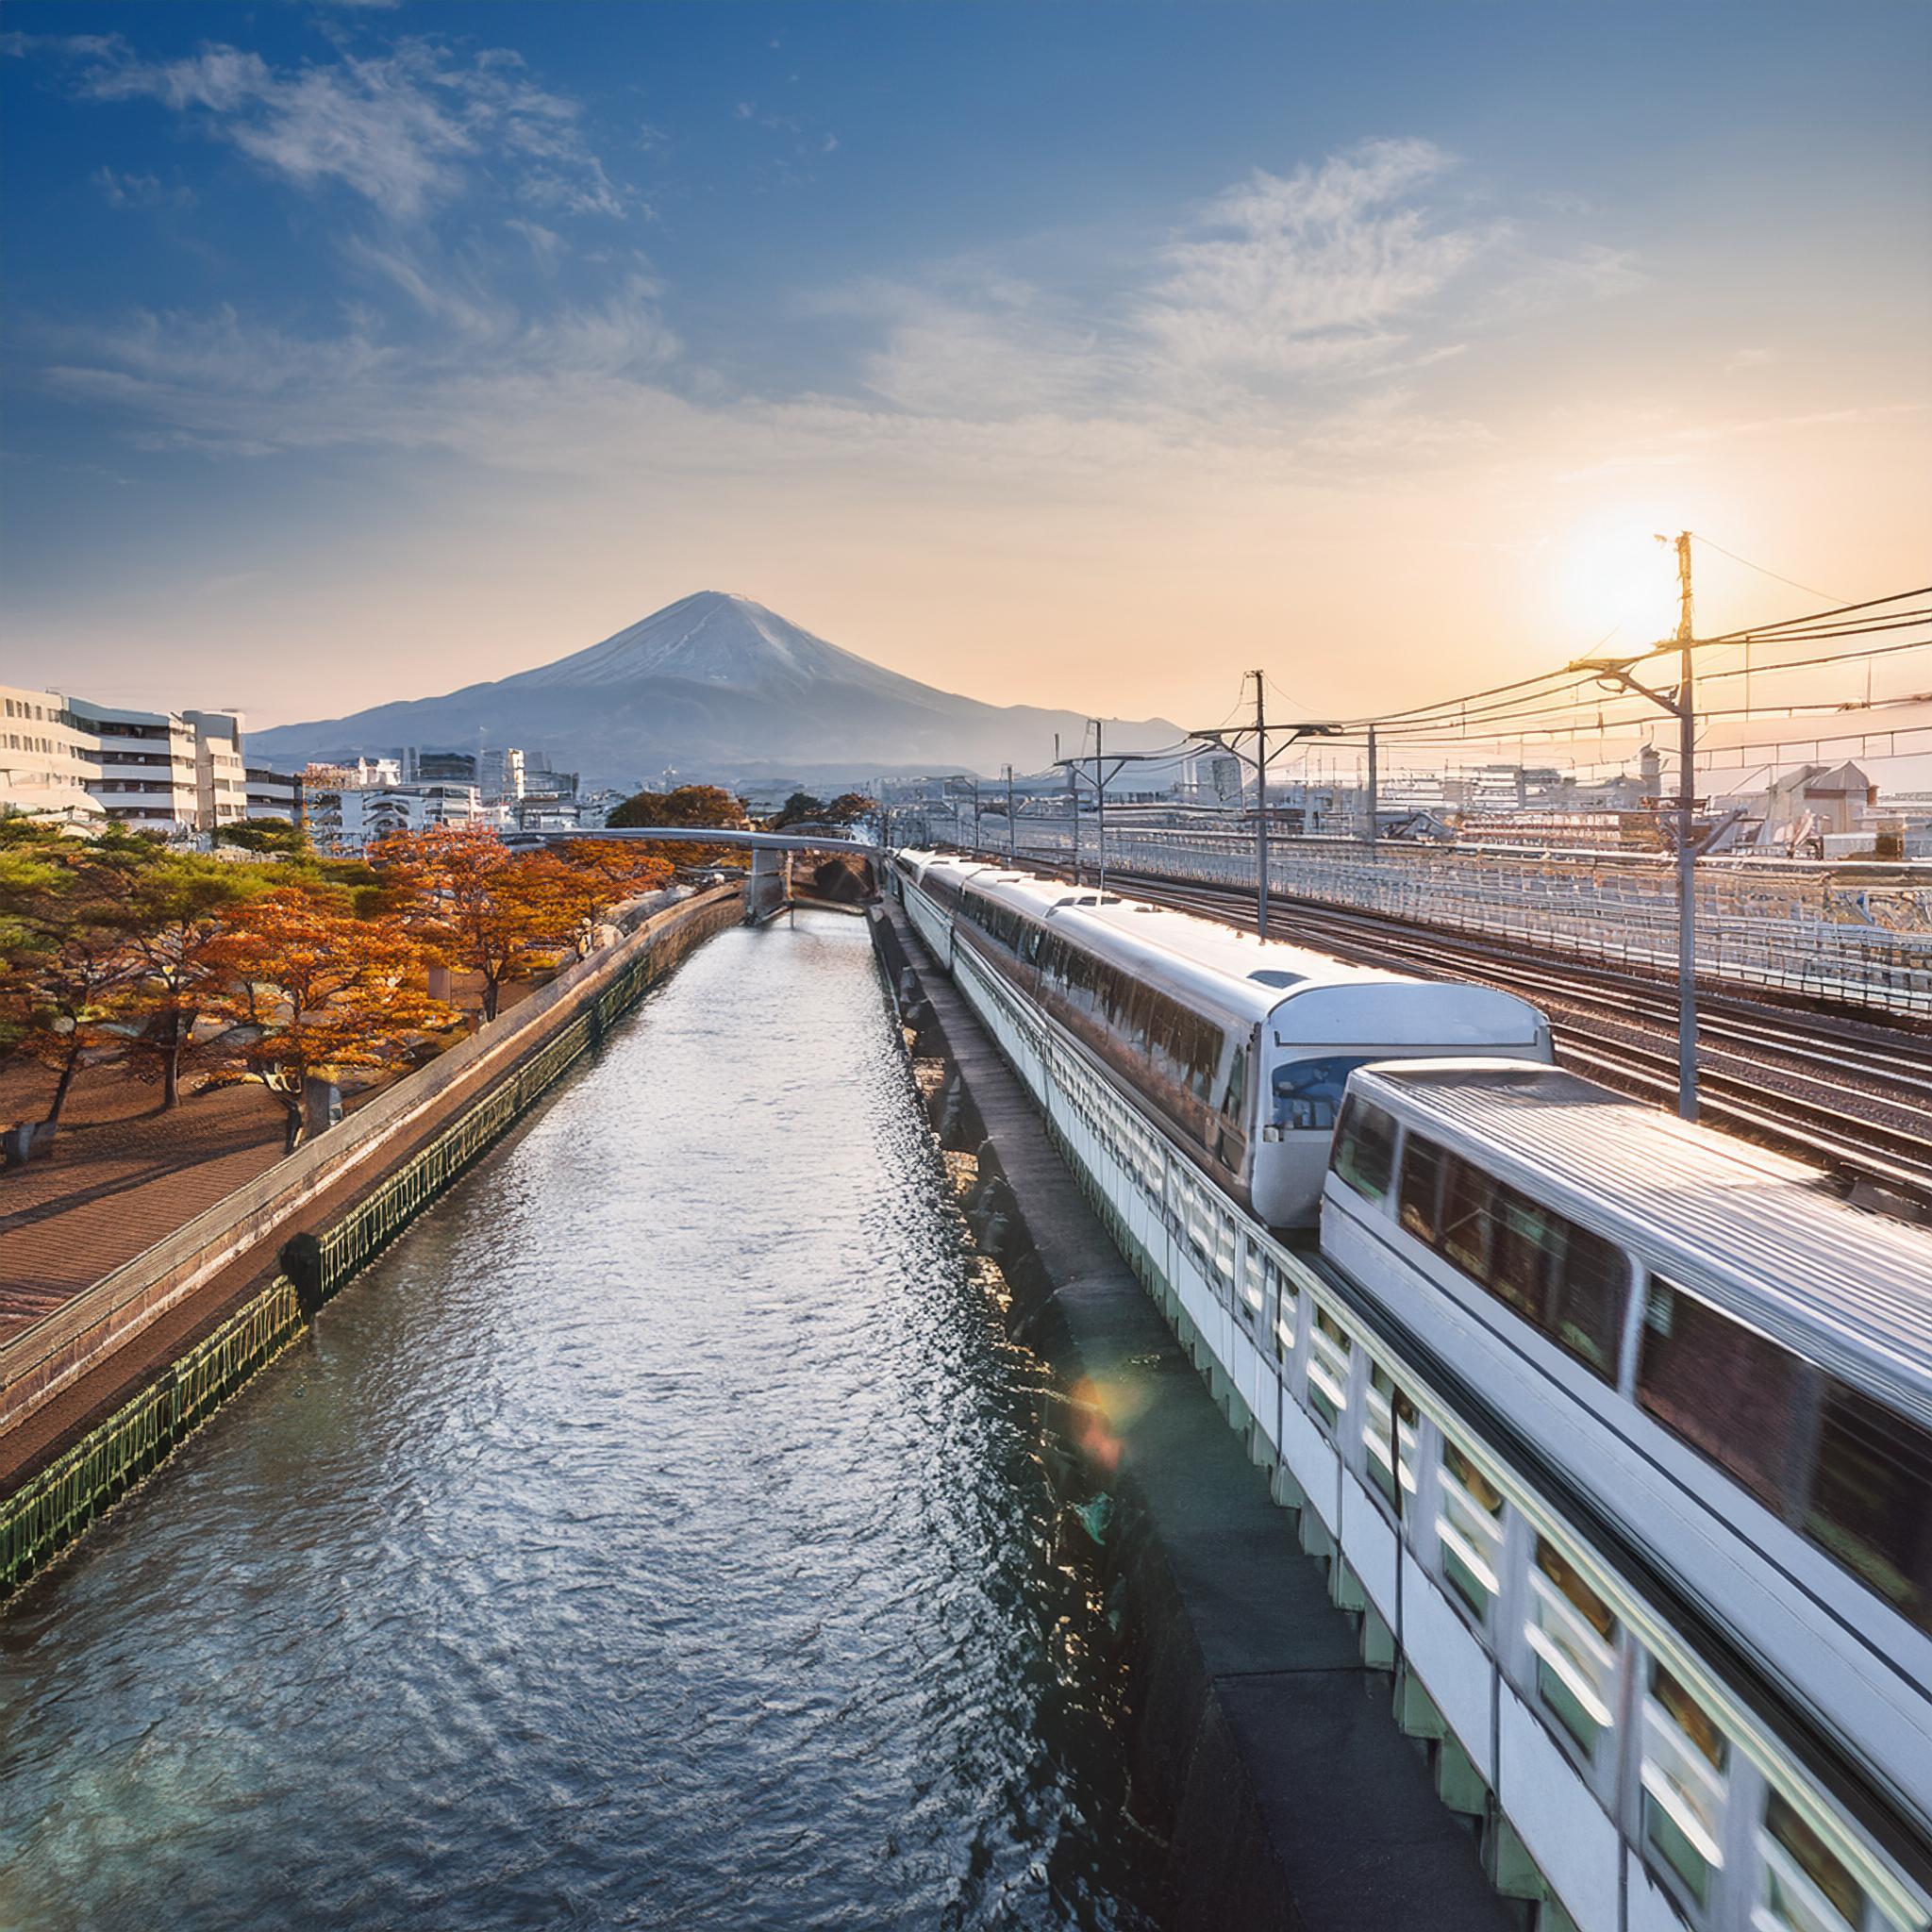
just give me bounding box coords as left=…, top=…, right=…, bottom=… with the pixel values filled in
left=1350, top=1059, right=1932, bottom=1424
left=903, top=853, right=1544, bottom=1041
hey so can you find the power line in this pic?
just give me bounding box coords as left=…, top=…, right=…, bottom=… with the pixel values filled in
left=1690, top=532, right=1848, bottom=607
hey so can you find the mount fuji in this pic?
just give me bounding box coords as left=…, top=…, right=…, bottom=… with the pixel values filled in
left=249, top=592, right=1181, bottom=786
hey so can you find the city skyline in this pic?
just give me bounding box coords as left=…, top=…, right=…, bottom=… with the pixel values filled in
left=1, top=2, right=1926, bottom=737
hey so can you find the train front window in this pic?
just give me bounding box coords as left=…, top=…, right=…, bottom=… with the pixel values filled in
left=1272, top=1056, right=1374, bottom=1131
left=1330, top=1098, right=1395, bottom=1205
left=1803, top=1378, right=1932, bottom=1634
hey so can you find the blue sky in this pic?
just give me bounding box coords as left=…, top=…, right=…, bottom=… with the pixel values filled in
left=2, top=1, right=1927, bottom=741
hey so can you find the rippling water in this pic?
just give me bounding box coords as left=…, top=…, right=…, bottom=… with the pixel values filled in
left=1, top=914, right=1163, bottom=1932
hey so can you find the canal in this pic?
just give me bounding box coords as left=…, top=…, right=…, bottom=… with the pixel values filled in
left=0, top=913, right=1165, bottom=1931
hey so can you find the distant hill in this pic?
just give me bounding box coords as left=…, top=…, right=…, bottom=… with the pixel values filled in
left=249, top=592, right=1180, bottom=787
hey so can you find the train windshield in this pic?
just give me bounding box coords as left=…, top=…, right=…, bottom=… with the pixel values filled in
left=1273, top=1056, right=1378, bottom=1130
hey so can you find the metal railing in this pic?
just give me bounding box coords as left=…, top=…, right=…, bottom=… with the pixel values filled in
left=0, top=886, right=743, bottom=1435
left=928, top=815, right=1932, bottom=1018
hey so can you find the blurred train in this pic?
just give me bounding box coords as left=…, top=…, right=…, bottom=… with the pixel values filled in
left=1324, top=1059, right=1932, bottom=1903
left=892, top=850, right=1552, bottom=1226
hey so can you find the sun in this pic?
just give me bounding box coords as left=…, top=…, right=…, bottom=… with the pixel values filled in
left=1546, top=513, right=1684, bottom=651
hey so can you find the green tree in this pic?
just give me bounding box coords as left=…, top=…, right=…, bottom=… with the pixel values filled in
left=214, top=816, right=309, bottom=858
left=0, top=824, right=158, bottom=1138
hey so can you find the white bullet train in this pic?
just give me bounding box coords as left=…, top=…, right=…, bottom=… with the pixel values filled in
left=1322, top=1058, right=1932, bottom=1910
left=893, top=850, right=1553, bottom=1226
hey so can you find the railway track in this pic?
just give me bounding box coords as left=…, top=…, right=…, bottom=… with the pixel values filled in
left=1014, top=858, right=1932, bottom=1209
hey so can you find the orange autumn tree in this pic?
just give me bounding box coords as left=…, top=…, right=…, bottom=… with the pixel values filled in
left=547, top=841, right=675, bottom=957
left=375, top=825, right=578, bottom=1022
left=206, top=888, right=452, bottom=1152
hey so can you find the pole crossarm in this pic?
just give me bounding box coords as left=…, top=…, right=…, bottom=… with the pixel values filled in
left=1187, top=722, right=1343, bottom=773
left=1568, top=657, right=1688, bottom=721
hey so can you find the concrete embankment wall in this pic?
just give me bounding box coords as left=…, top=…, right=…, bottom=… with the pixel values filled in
left=870, top=900, right=1510, bottom=1932
left=0, top=885, right=744, bottom=1598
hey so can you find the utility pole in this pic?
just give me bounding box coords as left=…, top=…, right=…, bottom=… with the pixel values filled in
left=1005, top=763, right=1017, bottom=861
left=1365, top=724, right=1379, bottom=849
left=1670, top=529, right=1698, bottom=1122
left=1252, top=671, right=1270, bottom=937
left=1568, top=531, right=1700, bottom=1121
left=1060, top=734, right=1081, bottom=883
left=1093, top=719, right=1108, bottom=898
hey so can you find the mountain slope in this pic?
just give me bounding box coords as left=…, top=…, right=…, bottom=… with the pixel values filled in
left=249, top=592, right=1180, bottom=785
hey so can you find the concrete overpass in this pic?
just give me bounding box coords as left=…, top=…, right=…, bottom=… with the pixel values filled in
left=503, top=824, right=882, bottom=918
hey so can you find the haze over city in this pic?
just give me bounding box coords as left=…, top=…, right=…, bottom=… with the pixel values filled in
left=3, top=1, right=1926, bottom=733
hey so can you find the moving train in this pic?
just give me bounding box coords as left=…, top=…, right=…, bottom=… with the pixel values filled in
left=894, top=844, right=1932, bottom=1926
left=892, top=850, right=1553, bottom=1226
left=1324, top=1059, right=1932, bottom=1891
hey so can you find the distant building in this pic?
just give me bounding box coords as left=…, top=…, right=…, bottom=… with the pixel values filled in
left=478, top=746, right=525, bottom=801
left=576, top=788, right=630, bottom=829
left=244, top=765, right=304, bottom=824
left=409, top=748, right=479, bottom=785
left=303, top=757, right=403, bottom=789
left=306, top=780, right=491, bottom=853
left=0, top=684, right=103, bottom=825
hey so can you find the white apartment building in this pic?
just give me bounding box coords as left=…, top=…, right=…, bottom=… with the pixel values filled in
left=184, top=710, right=247, bottom=831
left=65, top=696, right=202, bottom=827
left=0, top=685, right=104, bottom=826
left=0, top=686, right=250, bottom=834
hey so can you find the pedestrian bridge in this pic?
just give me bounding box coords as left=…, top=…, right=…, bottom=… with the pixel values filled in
left=503, top=826, right=881, bottom=855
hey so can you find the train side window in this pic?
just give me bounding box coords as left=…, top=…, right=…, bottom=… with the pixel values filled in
left=1440, top=1156, right=1496, bottom=1283
left=1487, top=1184, right=1557, bottom=1325
left=1639, top=1282, right=1802, bottom=1513
left=1757, top=1790, right=1864, bottom=1932
left=1547, top=1224, right=1626, bottom=1384
left=1437, top=1441, right=1506, bottom=1620
left=1222, top=1043, right=1247, bottom=1122
left=1641, top=1662, right=1729, bottom=1910
left=1803, top=1379, right=1932, bottom=1635
left=1330, top=1098, right=1396, bottom=1205
left=1364, top=1364, right=1418, bottom=1510
left=1526, top=1536, right=1618, bottom=1756
left=1398, top=1134, right=1447, bottom=1243
left=1308, top=1307, right=1352, bottom=1430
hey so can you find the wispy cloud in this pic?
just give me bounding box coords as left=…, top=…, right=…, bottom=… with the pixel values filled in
left=16, top=121, right=1641, bottom=508
left=1141, top=139, right=1489, bottom=375
left=92, top=166, right=193, bottom=210
left=27, top=33, right=627, bottom=222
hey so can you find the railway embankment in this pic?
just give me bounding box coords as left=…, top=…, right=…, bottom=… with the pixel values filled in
left=0, top=884, right=745, bottom=1597
left=869, top=898, right=1511, bottom=1932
